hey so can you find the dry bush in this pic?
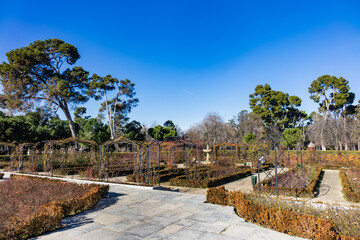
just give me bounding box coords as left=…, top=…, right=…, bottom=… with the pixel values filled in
left=207, top=187, right=360, bottom=239
left=254, top=165, right=322, bottom=198
left=0, top=175, right=109, bottom=239
left=339, top=168, right=360, bottom=203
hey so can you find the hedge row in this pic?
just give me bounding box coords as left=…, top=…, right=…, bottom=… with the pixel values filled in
left=169, top=168, right=252, bottom=188
left=126, top=166, right=210, bottom=183
left=206, top=187, right=359, bottom=240
left=4, top=175, right=109, bottom=240
left=339, top=168, right=360, bottom=203
left=254, top=165, right=322, bottom=198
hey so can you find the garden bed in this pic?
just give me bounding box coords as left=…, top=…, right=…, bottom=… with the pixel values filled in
left=207, top=187, right=360, bottom=239
left=126, top=165, right=210, bottom=184
left=254, top=165, right=322, bottom=197
left=339, top=168, right=360, bottom=202
left=0, top=175, right=109, bottom=240
left=169, top=167, right=252, bottom=188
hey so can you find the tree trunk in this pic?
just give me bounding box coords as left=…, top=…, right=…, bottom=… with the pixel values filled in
left=104, top=91, right=115, bottom=140
left=320, top=112, right=329, bottom=151
left=61, top=104, right=77, bottom=138
left=343, top=116, right=349, bottom=151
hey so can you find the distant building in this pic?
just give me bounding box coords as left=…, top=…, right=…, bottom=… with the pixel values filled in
left=307, top=142, right=315, bottom=151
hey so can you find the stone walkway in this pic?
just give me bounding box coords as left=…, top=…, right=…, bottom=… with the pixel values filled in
left=308, top=169, right=360, bottom=207
left=0, top=172, right=305, bottom=240
left=221, top=170, right=272, bottom=193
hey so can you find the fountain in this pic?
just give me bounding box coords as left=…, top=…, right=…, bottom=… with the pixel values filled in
left=203, top=145, right=212, bottom=164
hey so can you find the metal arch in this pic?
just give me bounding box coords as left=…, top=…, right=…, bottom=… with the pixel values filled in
left=43, top=138, right=97, bottom=176
left=158, top=138, right=199, bottom=180
left=213, top=143, right=240, bottom=165
left=100, top=138, right=145, bottom=182
left=0, top=142, right=17, bottom=171
left=256, top=135, right=291, bottom=200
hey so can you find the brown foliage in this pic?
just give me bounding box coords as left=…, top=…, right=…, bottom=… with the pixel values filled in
left=206, top=186, right=227, bottom=205
left=170, top=168, right=252, bottom=188
left=207, top=187, right=360, bottom=240
left=0, top=175, right=109, bottom=240
left=339, top=168, right=360, bottom=202
left=254, top=165, right=322, bottom=197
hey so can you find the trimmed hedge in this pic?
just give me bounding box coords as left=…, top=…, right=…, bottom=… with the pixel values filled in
left=169, top=168, right=252, bottom=188
left=126, top=168, right=187, bottom=182
left=339, top=168, right=360, bottom=203
left=207, top=187, right=359, bottom=240
left=254, top=165, right=322, bottom=198
left=126, top=166, right=209, bottom=183
left=3, top=175, right=109, bottom=240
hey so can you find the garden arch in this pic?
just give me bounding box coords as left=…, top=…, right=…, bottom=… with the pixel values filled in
left=0, top=142, right=16, bottom=171
left=100, top=137, right=147, bottom=182
left=43, top=137, right=97, bottom=176
left=160, top=138, right=198, bottom=180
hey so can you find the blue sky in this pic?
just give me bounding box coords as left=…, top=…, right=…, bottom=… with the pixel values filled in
left=1, top=0, right=360, bottom=130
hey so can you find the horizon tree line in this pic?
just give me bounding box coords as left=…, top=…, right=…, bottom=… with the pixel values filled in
left=1, top=39, right=359, bottom=150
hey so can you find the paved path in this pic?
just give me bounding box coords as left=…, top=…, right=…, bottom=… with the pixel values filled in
left=308, top=169, right=360, bottom=206
left=0, top=172, right=303, bottom=240
left=221, top=170, right=274, bottom=193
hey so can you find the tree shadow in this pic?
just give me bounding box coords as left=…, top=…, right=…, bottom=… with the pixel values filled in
left=315, top=183, right=330, bottom=198
left=55, top=192, right=126, bottom=230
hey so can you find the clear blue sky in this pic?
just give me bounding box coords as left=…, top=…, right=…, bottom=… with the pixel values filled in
left=1, top=0, right=360, bottom=130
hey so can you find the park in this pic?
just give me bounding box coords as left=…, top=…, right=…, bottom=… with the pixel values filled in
left=1, top=2, right=360, bottom=239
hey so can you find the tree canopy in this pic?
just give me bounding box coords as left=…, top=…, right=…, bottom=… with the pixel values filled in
left=249, top=84, right=306, bottom=132
left=123, top=120, right=145, bottom=141
left=89, top=74, right=138, bottom=139
left=309, top=75, right=355, bottom=116
left=0, top=39, right=92, bottom=138
left=148, top=121, right=177, bottom=141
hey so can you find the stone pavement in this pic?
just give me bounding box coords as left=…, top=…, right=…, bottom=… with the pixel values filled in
left=221, top=170, right=271, bottom=193
left=308, top=169, right=360, bottom=207
left=18, top=177, right=305, bottom=240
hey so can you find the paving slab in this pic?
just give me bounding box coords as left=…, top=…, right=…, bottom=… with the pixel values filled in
left=28, top=182, right=305, bottom=240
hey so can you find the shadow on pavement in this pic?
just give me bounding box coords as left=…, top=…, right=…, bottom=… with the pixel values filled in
left=60, top=192, right=125, bottom=229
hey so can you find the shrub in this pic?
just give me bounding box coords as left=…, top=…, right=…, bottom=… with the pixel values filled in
left=207, top=187, right=360, bottom=239
left=339, top=168, right=360, bottom=203
left=206, top=186, right=227, bottom=205
left=1, top=175, right=109, bottom=240
left=254, top=165, right=322, bottom=198
left=226, top=191, right=336, bottom=240
left=170, top=168, right=252, bottom=188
